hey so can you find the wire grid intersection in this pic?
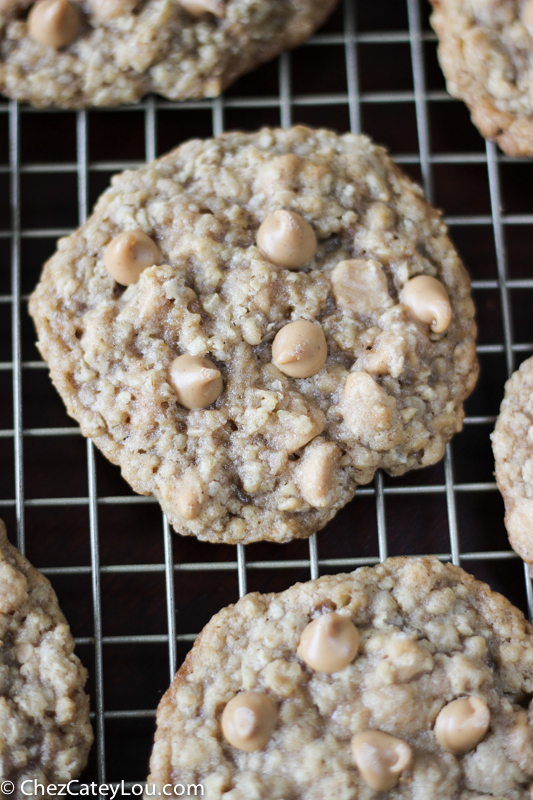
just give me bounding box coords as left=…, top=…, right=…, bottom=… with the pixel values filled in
left=3, top=0, right=533, bottom=785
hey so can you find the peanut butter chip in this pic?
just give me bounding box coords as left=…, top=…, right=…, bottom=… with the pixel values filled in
left=272, top=320, right=327, bottom=378
left=178, top=0, right=224, bottom=15
left=174, top=471, right=204, bottom=520
left=257, top=210, right=317, bottom=269
left=400, top=275, right=452, bottom=333
left=104, top=230, right=161, bottom=286
left=434, top=696, right=490, bottom=754
left=297, top=611, right=359, bottom=672
left=169, top=355, right=223, bottom=410
left=351, top=730, right=413, bottom=791
left=89, top=0, right=137, bottom=20
left=28, top=0, right=80, bottom=48
left=221, top=692, right=277, bottom=752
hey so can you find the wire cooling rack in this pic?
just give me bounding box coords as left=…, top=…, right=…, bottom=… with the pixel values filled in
left=1, top=0, right=533, bottom=785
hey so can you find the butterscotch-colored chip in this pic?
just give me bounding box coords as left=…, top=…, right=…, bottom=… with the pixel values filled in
left=297, top=611, right=359, bottom=672
left=221, top=692, right=277, bottom=752
left=272, top=320, right=327, bottom=378
left=257, top=210, right=317, bottom=269
left=173, top=470, right=205, bottom=520
left=104, top=230, right=161, bottom=286
left=401, top=274, right=452, bottom=333
left=351, top=730, right=413, bottom=791
left=27, top=0, right=80, bottom=49
left=434, top=696, right=490, bottom=754
left=168, top=355, right=222, bottom=410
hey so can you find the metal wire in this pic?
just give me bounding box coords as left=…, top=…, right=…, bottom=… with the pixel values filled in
left=9, top=100, right=24, bottom=554
left=76, top=109, right=107, bottom=786
left=3, top=0, right=533, bottom=784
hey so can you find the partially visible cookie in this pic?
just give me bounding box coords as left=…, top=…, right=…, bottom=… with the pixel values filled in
left=146, top=556, right=533, bottom=799
left=0, top=519, right=93, bottom=793
left=29, top=126, right=478, bottom=545
left=430, top=0, right=533, bottom=156
left=0, top=0, right=337, bottom=108
left=492, top=355, right=533, bottom=565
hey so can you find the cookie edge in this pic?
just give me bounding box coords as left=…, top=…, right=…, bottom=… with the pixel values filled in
left=430, top=0, right=533, bottom=157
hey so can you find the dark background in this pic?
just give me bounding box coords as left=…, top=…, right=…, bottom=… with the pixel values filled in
left=1, top=0, right=532, bottom=784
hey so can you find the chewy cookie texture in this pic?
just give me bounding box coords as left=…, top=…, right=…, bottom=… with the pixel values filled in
left=431, top=0, right=533, bottom=156
left=146, top=556, right=533, bottom=799
left=29, top=127, right=478, bottom=546
left=492, top=354, right=533, bottom=567
left=0, top=519, right=93, bottom=793
left=0, top=0, right=337, bottom=108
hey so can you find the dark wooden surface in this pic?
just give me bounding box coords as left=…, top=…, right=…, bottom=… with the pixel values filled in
left=1, top=0, right=531, bottom=782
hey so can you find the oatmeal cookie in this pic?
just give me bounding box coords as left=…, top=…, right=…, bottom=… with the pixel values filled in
left=146, top=556, right=533, bottom=799
left=0, top=519, right=93, bottom=795
left=430, top=0, right=533, bottom=156
left=492, top=355, right=533, bottom=565
left=0, top=0, right=337, bottom=108
left=29, top=126, right=478, bottom=545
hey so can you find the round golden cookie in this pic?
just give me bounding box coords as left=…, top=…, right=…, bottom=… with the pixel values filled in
left=492, top=354, right=533, bottom=566
left=430, top=0, right=533, bottom=156
left=146, top=556, right=533, bottom=798
left=0, top=0, right=337, bottom=108
left=29, top=126, right=478, bottom=545
left=0, top=519, right=93, bottom=790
